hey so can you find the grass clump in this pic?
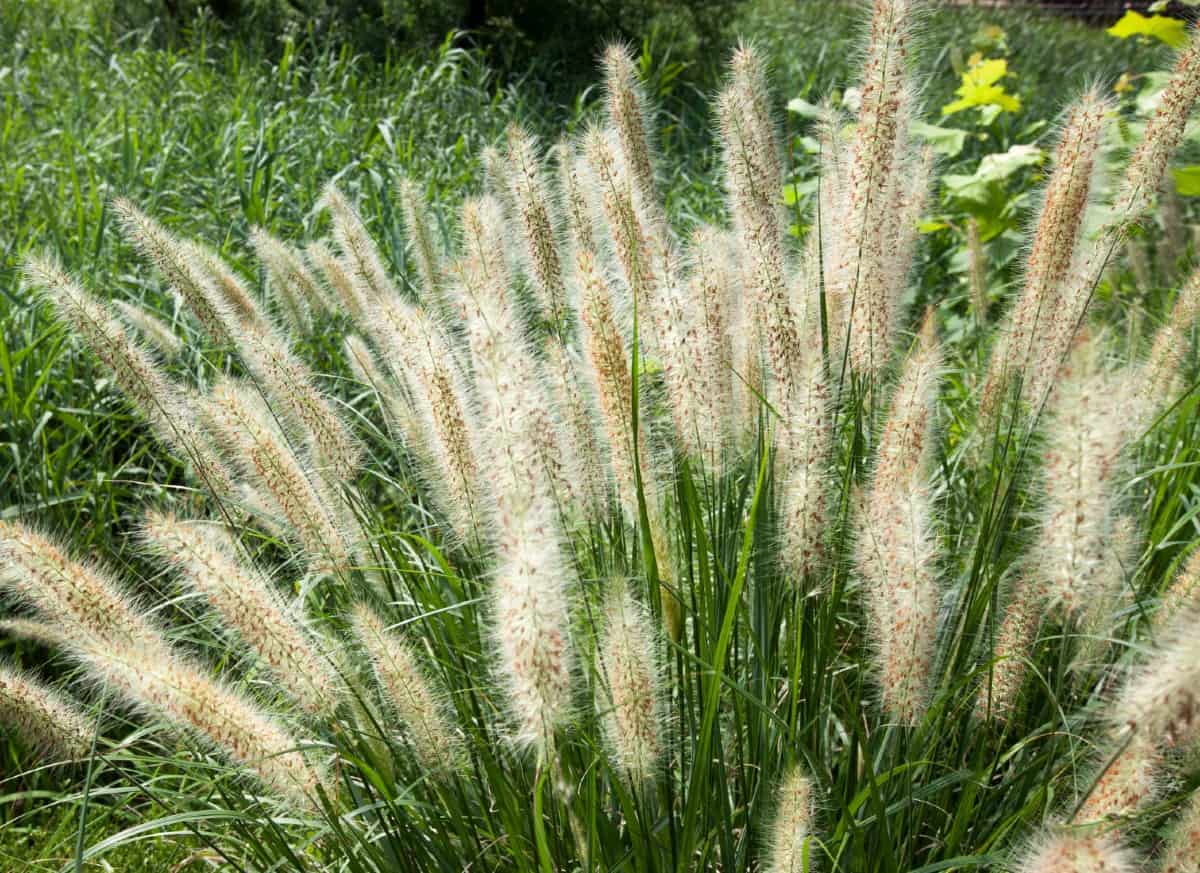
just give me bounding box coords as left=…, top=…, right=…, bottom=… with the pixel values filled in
left=3, top=2, right=1200, bottom=872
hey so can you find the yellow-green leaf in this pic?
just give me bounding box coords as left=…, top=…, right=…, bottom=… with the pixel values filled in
left=941, top=58, right=1021, bottom=116
left=1172, top=165, right=1200, bottom=196
left=1106, top=11, right=1188, bottom=48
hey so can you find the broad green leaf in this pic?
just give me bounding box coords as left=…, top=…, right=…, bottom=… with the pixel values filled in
left=910, top=120, right=967, bottom=157
left=1106, top=10, right=1188, bottom=47
left=942, top=144, right=1042, bottom=202
left=942, top=58, right=1020, bottom=116
left=1172, top=165, right=1200, bottom=196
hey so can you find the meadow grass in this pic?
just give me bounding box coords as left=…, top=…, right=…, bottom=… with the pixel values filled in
left=2, top=1, right=1199, bottom=872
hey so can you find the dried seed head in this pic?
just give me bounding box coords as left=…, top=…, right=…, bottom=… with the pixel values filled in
left=1114, top=30, right=1200, bottom=222
left=307, top=241, right=370, bottom=323
left=0, top=662, right=92, bottom=760
left=320, top=182, right=400, bottom=302
left=352, top=604, right=463, bottom=773
left=505, top=124, right=568, bottom=326
left=112, top=198, right=235, bottom=344
left=113, top=299, right=183, bottom=358
left=1017, top=831, right=1136, bottom=873
left=396, top=175, right=444, bottom=305
left=24, top=255, right=235, bottom=500
left=766, top=767, right=816, bottom=873
left=142, top=512, right=340, bottom=714
left=1159, top=790, right=1200, bottom=873
left=596, top=584, right=663, bottom=785
left=1035, top=335, right=1134, bottom=619
left=250, top=228, right=324, bottom=332
left=0, top=520, right=169, bottom=656
left=204, top=378, right=355, bottom=575
left=981, top=92, right=1110, bottom=418
left=601, top=43, right=662, bottom=227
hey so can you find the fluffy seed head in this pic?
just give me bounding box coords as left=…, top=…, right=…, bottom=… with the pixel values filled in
left=0, top=521, right=168, bottom=656
left=601, top=43, right=661, bottom=226
left=1159, top=790, right=1200, bottom=873
left=505, top=124, right=568, bottom=326
left=975, top=577, right=1043, bottom=722
left=1016, top=831, right=1136, bottom=873
left=396, top=175, right=444, bottom=306
left=830, top=0, right=916, bottom=378
left=1142, top=264, right=1200, bottom=405
left=1114, top=29, right=1200, bottom=221
left=776, top=351, right=832, bottom=582
left=581, top=125, right=667, bottom=363
left=250, top=228, right=322, bottom=332
left=374, top=299, right=482, bottom=540
left=142, top=512, right=340, bottom=714
left=545, top=341, right=611, bottom=516
left=1075, top=732, right=1161, bottom=823
left=980, top=92, right=1110, bottom=418
left=1158, top=547, right=1200, bottom=627
left=307, top=241, right=370, bottom=323
left=320, top=182, right=400, bottom=302
left=556, top=138, right=597, bottom=256
left=203, top=379, right=355, bottom=574
left=77, top=632, right=324, bottom=806
left=0, top=663, right=92, bottom=760
left=25, top=255, right=235, bottom=500
left=113, top=299, right=183, bottom=358
left=1114, top=606, right=1200, bottom=751
left=596, top=584, right=663, bottom=785
left=187, top=241, right=271, bottom=332
left=1035, top=335, right=1134, bottom=619
left=352, top=604, right=462, bottom=773
left=573, top=247, right=652, bottom=524
left=492, top=496, right=575, bottom=754
left=766, top=767, right=816, bottom=873
left=112, top=198, right=235, bottom=344
left=232, top=319, right=362, bottom=483
left=856, top=315, right=941, bottom=722
left=718, top=53, right=803, bottom=396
